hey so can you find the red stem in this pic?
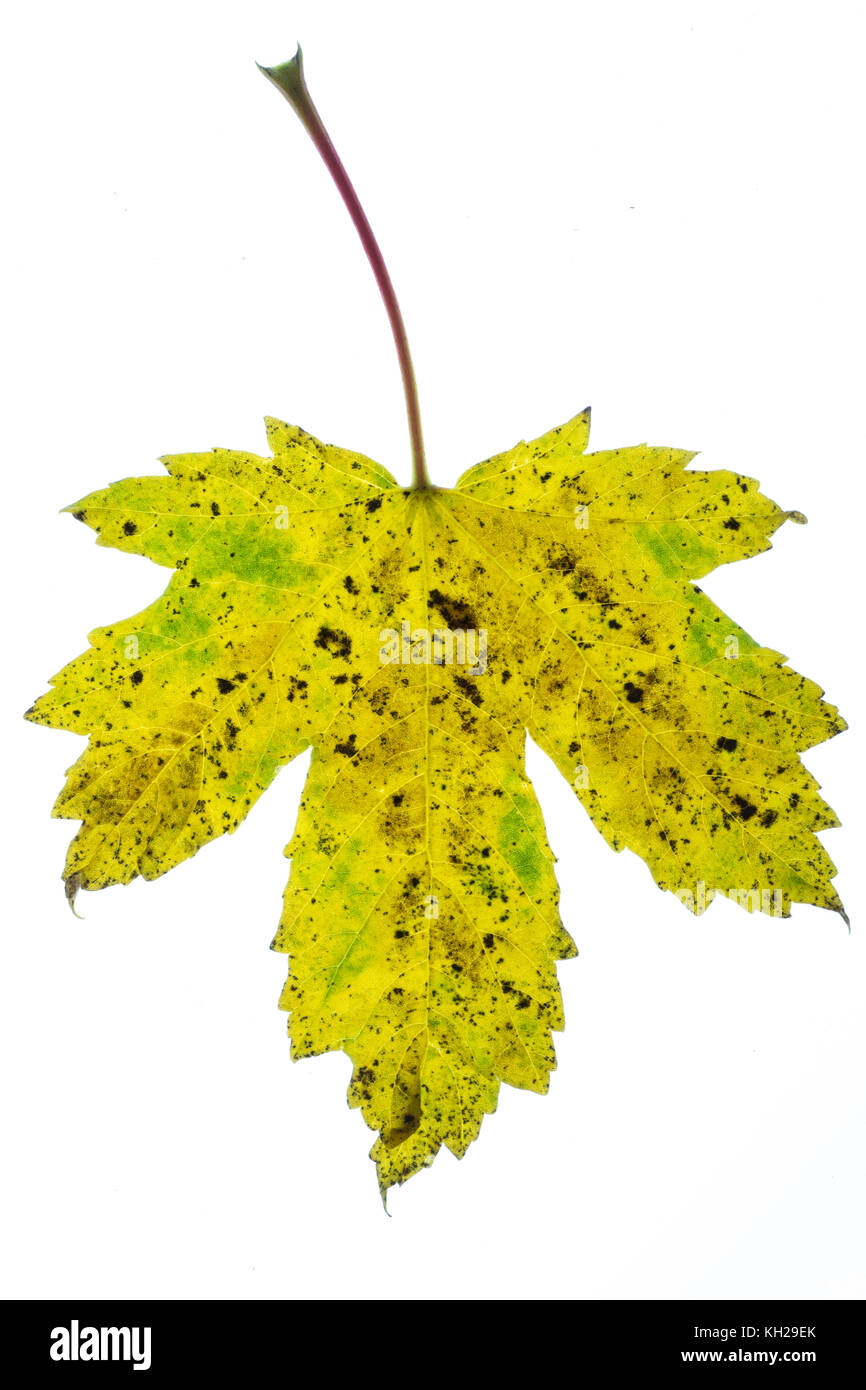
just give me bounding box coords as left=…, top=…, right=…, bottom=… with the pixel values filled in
left=258, top=47, right=430, bottom=489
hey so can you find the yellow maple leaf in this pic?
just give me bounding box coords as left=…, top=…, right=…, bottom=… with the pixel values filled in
left=26, top=406, right=845, bottom=1195
left=26, top=48, right=846, bottom=1199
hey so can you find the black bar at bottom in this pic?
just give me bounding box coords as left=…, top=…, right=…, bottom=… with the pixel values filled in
left=2, top=1298, right=860, bottom=1375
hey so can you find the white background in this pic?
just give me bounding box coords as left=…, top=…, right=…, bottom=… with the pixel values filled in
left=2, top=0, right=864, bottom=1299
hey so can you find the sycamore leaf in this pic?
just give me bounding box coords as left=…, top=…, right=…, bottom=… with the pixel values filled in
left=27, top=409, right=845, bottom=1197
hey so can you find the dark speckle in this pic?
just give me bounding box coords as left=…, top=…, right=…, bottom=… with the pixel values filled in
left=454, top=675, right=482, bottom=707
left=315, top=626, right=352, bottom=659
left=428, top=589, right=477, bottom=630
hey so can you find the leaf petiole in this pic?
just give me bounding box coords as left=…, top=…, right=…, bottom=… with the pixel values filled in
left=258, top=47, right=431, bottom=490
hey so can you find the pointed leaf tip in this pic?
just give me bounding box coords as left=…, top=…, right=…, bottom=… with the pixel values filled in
left=65, top=873, right=84, bottom=919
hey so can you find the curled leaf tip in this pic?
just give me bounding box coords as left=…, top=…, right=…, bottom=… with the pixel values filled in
left=65, top=873, right=84, bottom=919
left=787, top=509, right=808, bottom=525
